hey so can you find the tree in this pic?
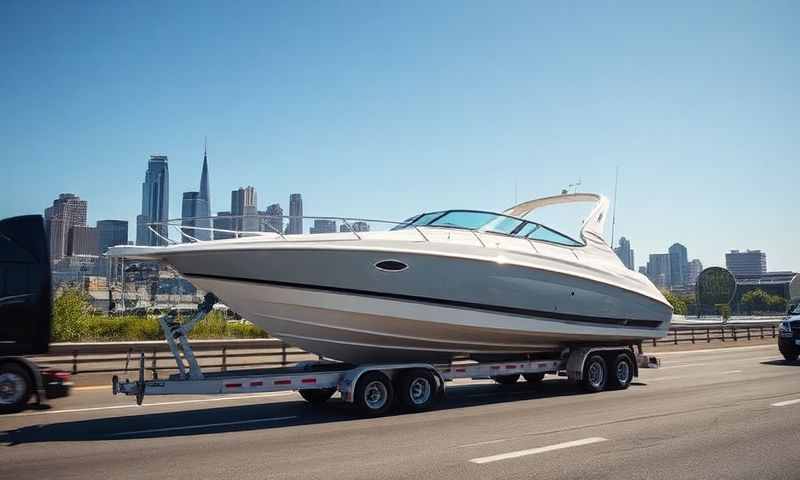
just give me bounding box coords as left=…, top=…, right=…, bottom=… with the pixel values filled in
left=741, top=288, right=787, bottom=314
left=52, top=288, right=91, bottom=342
left=663, top=291, right=688, bottom=315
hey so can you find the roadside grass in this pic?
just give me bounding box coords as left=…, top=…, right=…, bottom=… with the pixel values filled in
left=52, top=288, right=268, bottom=342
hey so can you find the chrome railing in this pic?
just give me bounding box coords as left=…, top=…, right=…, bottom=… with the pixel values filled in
left=143, top=214, right=423, bottom=245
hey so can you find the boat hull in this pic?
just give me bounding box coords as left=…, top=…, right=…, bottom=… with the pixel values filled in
left=168, top=246, right=671, bottom=363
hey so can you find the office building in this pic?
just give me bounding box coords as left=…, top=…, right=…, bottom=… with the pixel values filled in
left=668, top=243, right=688, bottom=287
left=287, top=193, right=303, bottom=235
left=213, top=211, right=234, bottom=240
left=725, top=250, right=767, bottom=277
left=646, top=253, right=671, bottom=289
left=44, top=193, right=88, bottom=262
left=181, top=192, right=209, bottom=242
left=263, top=203, right=284, bottom=234
left=340, top=221, right=370, bottom=233
left=613, top=237, right=635, bottom=270
left=96, top=220, right=128, bottom=254
left=310, top=219, right=337, bottom=234
left=231, top=186, right=257, bottom=232
left=687, top=259, right=703, bottom=285
left=137, top=155, right=169, bottom=246
left=67, top=225, right=99, bottom=256
left=638, top=266, right=647, bottom=276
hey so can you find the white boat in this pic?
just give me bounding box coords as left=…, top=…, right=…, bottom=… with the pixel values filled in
left=109, top=193, right=672, bottom=364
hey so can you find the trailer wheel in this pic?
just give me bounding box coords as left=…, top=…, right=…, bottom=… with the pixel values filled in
left=607, top=353, right=634, bottom=390
left=397, top=369, right=437, bottom=412
left=579, top=355, right=607, bottom=393
left=523, top=372, right=545, bottom=383
left=0, top=363, right=32, bottom=413
left=491, top=374, right=520, bottom=385
left=299, top=388, right=336, bottom=405
left=354, top=371, right=394, bottom=416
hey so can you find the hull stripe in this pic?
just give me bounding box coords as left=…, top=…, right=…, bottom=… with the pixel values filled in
left=183, top=272, right=664, bottom=329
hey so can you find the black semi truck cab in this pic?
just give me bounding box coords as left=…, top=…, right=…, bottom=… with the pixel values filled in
left=1, top=215, right=71, bottom=413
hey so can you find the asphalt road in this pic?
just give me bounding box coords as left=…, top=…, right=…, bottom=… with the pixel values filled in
left=1, top=344, right=799, bottom=479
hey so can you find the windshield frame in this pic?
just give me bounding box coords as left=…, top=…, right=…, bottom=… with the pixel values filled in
left=401, top=209, right=584, bottom=247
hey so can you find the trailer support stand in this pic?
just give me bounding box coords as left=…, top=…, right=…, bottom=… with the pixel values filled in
left=158, top=293, right=218, bottom=380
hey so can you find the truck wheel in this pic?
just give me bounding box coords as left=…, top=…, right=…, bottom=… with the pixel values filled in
left=354, top=371, right=394, bottom=416
left=579, top=355, right=607, bottom=393
left=0, top=363, right=32, bottom=413
left=397, top=369, right=437, bottom=412
left=782, top=352, right=799, bottom=363
left=523, top=372, right=545, bottom=383
left=491, top=374, right=520, bottom=385
left=299, top=388, right=336, bottom=405
left=607, top=353, right=634, bottom=390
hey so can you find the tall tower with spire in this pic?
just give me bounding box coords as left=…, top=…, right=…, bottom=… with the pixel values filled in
left=194, top=138, right=212, bottom=240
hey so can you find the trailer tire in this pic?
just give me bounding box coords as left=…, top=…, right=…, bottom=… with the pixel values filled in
left=491, top=374, right=520, bottom=385
left=607, top=353, right=634, bottom=390
left=579, top=355, right=607, bottom=393
left=0, top=362, right=33, bottom=413
left=523, top=372, right=545, bottom=384
left=299, top=388, right=336, bottom=405
left=396, top=369, right=437, bottom=412
left=354, top=371, right=394, bottom=416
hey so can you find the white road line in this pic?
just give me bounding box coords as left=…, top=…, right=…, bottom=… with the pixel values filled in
left=655, top=345, right=776, bottom=356
left=73, top=385, right=110, bottom=391
left=771, top=399, right=800, bottom=407
left=659, top=363, right=706, bottom=370
left=469, top=437, right=608, bottom=464
left=721, top=370, right=742, bottom=374
left=109, top=415, right=297, bottom=436
left=5, top=392, right=296, bottom=418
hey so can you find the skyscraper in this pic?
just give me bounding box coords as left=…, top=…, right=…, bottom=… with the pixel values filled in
left=196, top=139, right=212, bottom=241
left=213, top=211, right=234, bottom=240
left=137, top=155, right=169, bottom=246
left=687, top=259, right=703, bottom=285
left=67, top=225, right=99, bottom=256
left=263, top=203, right=284, bottom=234
left=668, top=243, right=688, bottom=287
left=287, top=193, right=303, bottom=235
left=181, top=191, right=208, bottom=242
left=44, top=193, right=88, bottom=262
left=725, top=250, right=767, bottom=277
left=310, top=219, right=337, bottom=234
left=231, top=186, right=258, bottom=232
left=613, top=237, right=635, bottom=270
left=96, top=220, right=128, bottom=254
left=646, top=253, right=671, bottom=289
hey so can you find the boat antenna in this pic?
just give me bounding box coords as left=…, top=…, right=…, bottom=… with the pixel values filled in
left=610, top=165, right=619, bottom=247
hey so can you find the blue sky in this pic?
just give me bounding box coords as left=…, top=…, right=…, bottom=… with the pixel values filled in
left=1, top=1, right=798, bottom=271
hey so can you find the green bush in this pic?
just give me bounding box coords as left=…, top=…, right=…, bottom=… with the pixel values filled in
left=51, top=289, right=267, bottom=341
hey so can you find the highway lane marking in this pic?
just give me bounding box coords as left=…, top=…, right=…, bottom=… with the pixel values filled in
left=74, top=385, right=110, bottom=391
left=108, top=415, right=298, bottom=436
left=5, top=392, right=296, bottom=417
left=721, top=370, right=742, bottom=374
left=655, top=345, right=777, bottom=356
left=469, top=437, right=608, bottom=464
left=659, top=363, right=707, bottom=370
left=771, top=399, right=800, bottom=407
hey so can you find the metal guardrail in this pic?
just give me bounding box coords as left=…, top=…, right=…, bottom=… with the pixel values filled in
left=35, top=339, right=317, bottom=376
left=32, top=321, right=783, bottom=376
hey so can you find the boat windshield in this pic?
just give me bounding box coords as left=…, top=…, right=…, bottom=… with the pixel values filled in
left=398, top=210, right=582, bottom=247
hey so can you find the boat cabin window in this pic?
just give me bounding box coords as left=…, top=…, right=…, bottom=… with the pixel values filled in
left=398, top=209, right=583, bottom=247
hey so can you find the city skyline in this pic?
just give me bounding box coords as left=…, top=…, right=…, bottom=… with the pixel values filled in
left=4, top=3, right=799, bottom=271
